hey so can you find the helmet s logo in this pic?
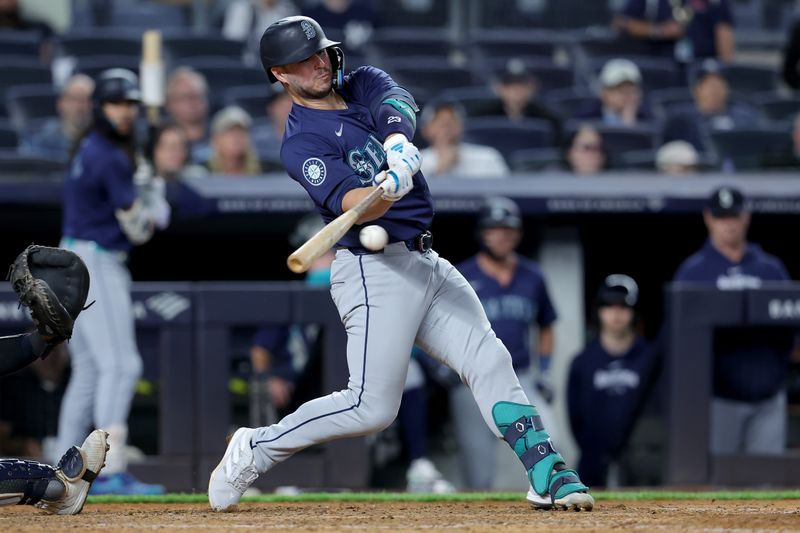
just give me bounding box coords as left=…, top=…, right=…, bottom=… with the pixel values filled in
left=301, top=20, right=316, bottom=40
left=302, top=158, right=326, bottom=186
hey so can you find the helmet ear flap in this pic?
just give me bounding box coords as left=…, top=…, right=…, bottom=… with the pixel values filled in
left=328, top=47, right=345, bottom=88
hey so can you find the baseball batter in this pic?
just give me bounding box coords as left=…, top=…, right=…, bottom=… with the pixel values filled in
left=209, top=16, right=593, bottom=512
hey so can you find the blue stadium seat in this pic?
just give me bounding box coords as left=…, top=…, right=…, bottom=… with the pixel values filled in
left=57, top=32, right=141, bottom=59
left=375, top=0, right=449, bottom=27
left=5, top=84, right=57, bottom=132
left=483, top=57, right=577, bottom=93
left=222, top=85, right=272, bottom=120
left=463, top=117, right=556, bottom=162
left=366, top=27, right=453, bottom=64
left=565, top=122, right=657, bottom=169
left=181, top=58, right=266, bottom=109
left=648, top=87, right=694, bottom=122
left=71, top=2, right=188, bottom=31
left=75, top=56, right=141, bottom=80
left=542, top=88, right=597, bottom=119
left=0, top=31, right=41, bottom=58
left=0, top=123, right=19, bottom=149
left=709, top=128, right=792, bottom=170
left=0, top=150, right=66, bottom=178
left=469, top=29, right=557, bottom=65
left=381, top=58, right=475, bottom=96
left=509, top=147, right=562, bottom=172
left=575, top=36, right=655, bottom=62
left=752, top=94, right=800, bottom=126
left=435, top=87, right=501, bottom=117
left=0, top=61, right=52, bottom=117
left=721, top=64, right=779, bottom=94
left=163, top=34, right=244, bottom=63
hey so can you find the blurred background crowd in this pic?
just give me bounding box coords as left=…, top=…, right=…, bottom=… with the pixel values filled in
left=1, top=0, right=800, bottom=495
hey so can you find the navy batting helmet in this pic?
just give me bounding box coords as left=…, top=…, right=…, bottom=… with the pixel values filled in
left=597, top=274, right=639, bottom=308
left=478, top=197, right=522, bottom=230
left=259, top=16, right=344, bottom=87
left=93, top=68, right=141, bottom=104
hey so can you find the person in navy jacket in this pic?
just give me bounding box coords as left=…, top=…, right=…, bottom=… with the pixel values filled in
left=673, top=186, right=793, bottom=454
left=568, top=275, right=656, bottom=487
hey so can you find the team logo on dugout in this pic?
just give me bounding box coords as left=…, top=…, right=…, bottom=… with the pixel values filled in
left=303, top=157, right=326, bottom=186
left=301, top=20, right=316, bottom=39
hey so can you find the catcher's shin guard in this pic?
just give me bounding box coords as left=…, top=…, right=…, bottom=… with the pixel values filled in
left=0, top=459, right=64, bottom=507
left=492, top=402, right=593, bottom=510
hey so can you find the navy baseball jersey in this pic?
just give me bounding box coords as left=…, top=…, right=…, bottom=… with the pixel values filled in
left=567, top=336, right=654, bottom=485
left=457, top=256, right=557, bottom=371
left=281, top=66, right=433, bottom=248
left=674, top=240, right=793, bottom=401
left=63, top=131, right=137, bottom=252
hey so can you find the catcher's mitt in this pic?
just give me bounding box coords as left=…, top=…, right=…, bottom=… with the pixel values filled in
left=8, top=244, right=91, bottom=343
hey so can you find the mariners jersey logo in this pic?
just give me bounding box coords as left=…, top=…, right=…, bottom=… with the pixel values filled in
left=301, top=20, right=316, bottom=40
left=302, top=157, right=326, bottom=186
left=347, top=134, right=386, bottom=184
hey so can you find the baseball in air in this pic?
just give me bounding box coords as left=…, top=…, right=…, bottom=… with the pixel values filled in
left=359, top=225, right=389, bottom=251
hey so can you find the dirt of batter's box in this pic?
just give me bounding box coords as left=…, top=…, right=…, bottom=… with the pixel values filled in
left=1, top=500, right=800, bottom=532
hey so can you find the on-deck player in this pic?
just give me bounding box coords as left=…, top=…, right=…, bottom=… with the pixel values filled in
left=209, top=15, right=593, bottom=511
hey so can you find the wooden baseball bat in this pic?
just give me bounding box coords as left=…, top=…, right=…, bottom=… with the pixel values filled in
left=141, top=30, right=164, bottom=127
left=287, top=174, right=386, bottom=274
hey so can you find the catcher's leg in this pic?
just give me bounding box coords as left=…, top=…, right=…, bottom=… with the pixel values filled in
left=0, top=429, right=108, bottom=515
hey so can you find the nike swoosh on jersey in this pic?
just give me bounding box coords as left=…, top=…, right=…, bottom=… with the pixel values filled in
left=335, top=124, right=343, bottom=137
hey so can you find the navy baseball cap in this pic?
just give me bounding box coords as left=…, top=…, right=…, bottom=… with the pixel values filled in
left=707, top=186, right=746, bottom=217
left=495, top=58, right=535, bottom=84
left=692, top=58, right=725, bottom=85
left=597, top=274, right=639, bottom=308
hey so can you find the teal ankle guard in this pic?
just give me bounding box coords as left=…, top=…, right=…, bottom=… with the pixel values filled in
left=492, top=402, right=588, bottom=502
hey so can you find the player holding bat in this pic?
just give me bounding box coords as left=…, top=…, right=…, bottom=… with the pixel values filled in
left=53, top=31, right=169, bottom=496
left=209, top=16, right=593, bottom=512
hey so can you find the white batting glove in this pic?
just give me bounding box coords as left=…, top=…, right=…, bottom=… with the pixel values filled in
left=384, top=134, right=422, bottom=176
left=373, top=167, right=414, bottom=201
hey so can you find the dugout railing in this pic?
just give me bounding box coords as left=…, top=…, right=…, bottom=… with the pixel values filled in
left=665, top=283, right=800, bottom=486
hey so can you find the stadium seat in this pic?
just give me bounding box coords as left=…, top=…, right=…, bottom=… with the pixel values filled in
left=648, top=87, right=694, bottom=121
left=163, top=34, right=244, bottom=63
left=381, top=58, right=475, bottom=96
left=181, top=58, right=266, bottom=109
left=509, top=147, right=563, bottom=172
left=469, top=29, right=558, bottom=64
left=222, top=85, right=272, bottom=120
left=752, top=94, right=800, bottom=126
left=366, top=27, right=453, bottom=64
left=71, top=2, right=188, bottom=31
left=564, top=123, right=657, bottom=169
left=375, top=0, right=450, bottom=27
left=75, top=56, right=141, bottom=80
left=586, top=57, right=683, bottom=92
left=0, top=123, right=19, bottom=149
left=0, top=31, right=41, bottom=58
left=542, top=88, right=597, bottom=119
left=0, top=150, right=66, bottom=178
left=721, top=64, right=779, bottom=94
left=483, top=58, right=577, bottom=93
left=463, top=117, right=555, bottom=162
left=435, top=87, right=501, bottom=117
left=5, top=84, right=58, bottom=132
left=575, top=36, right=655, bottom=62
left=57, top=32, right=142, bottom=60
left=0, top=61, right=52, bottom=117
left=709, top=128, right=792, bottom=170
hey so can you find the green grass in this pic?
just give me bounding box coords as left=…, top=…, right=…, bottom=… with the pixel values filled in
left=86, top=490, right=800, bottom=505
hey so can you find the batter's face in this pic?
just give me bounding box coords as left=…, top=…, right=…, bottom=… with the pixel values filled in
left=481, top=227, right=521, bottom=258
left=704, top=209, right=750, bottom=248
left=272, top=50, right=333, bottom=100
left=102, top=101, right=139, bottom=135
left=599, top=305, right=633, bottom=335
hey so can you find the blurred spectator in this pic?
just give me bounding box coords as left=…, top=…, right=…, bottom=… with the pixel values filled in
left=419, top=101, right=509, bottom=178
left=252, top=86, right=293, bottom=161
left=301, top=0, right=375, bottom=53
left=21, top=74, right=94, bottom=160
left=149, top=121, right=208, bottom=181
left=165, top=67, right=211, bottom=162
left=222, top=0, right=299, bottom=66
left=782, top=18, right=800, bottom=89
left=614, top=0, right=735, bottom=62
left=568, top=275, right=657, bottom=487
left=208, top=105, right=262, bottom=175
left=662, top=59, right=760, bottom=152
left=488, top=58, right=563, bottom=141
left=574, top=59, right=649, bottom=127
left=563, top=124, right=607, bottom=175
left=673, top=186, right=794, bottom=455
left=0, top=0, right=54, bottom=63
left=446, top=197, right=559, bottom=490
left=655, top=140, right=699, bottom=175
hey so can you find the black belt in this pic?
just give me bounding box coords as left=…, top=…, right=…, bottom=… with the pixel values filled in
left=340, top=230, right=432, bottom=255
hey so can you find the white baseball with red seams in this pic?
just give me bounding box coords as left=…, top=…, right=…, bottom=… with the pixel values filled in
left=359, top=225, right=389, bottom=251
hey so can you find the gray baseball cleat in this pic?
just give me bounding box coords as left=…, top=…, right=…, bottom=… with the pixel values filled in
left=526, top=486, right=595, bottom=511
left=208, top=427, right=259, bottom=512
left=35, top=429, right=109, bottom=515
